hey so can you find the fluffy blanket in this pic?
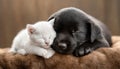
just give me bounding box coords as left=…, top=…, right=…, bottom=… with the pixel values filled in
left=0, top=36, right=120, bottom=69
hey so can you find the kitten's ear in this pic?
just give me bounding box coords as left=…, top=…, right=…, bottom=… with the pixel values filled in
left=48, top=18, right=55, bottom=26
left=26, top=24, right=36, bottom=34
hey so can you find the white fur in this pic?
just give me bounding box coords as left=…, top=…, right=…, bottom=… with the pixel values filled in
left=9, top=19, right=56, bottom=59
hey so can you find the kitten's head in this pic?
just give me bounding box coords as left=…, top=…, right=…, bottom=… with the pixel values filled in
left=26, top=19, right=56, bottom=48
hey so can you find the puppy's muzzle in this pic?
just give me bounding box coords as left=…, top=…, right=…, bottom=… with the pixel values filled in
left=58, top=43, right=67, bottom=50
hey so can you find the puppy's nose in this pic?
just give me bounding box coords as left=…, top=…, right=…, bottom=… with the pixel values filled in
left=58, top=43, right=67, bottom=50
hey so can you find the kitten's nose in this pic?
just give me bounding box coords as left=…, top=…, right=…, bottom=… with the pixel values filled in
left=45, top=42, right=49, bottom=46
left=58, top=43, right=67, bottom=50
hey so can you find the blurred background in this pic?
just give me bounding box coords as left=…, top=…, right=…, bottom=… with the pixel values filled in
left=0, top=0, right=120, bottom=48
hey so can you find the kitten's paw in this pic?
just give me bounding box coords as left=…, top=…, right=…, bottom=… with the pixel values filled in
left=43, top=53, right=53, bottom=59
left=9, top=49, right=16, bottom=54
left=17, top=49, right=26, bottom=55
left=38, top=49, right=47, bottom=57
left=43, top=50, right=55, bottom=59
left=73, top=46, right=92, bottom=57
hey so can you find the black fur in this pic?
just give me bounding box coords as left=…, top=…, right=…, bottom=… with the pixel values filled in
left=48, top=7, right=112, bottom=57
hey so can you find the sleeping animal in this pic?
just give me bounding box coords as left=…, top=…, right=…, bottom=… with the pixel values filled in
left=48, top=7, right=112, bottom=57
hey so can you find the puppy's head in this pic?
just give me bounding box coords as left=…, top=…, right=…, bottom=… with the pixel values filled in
left=48, top=7, right=109, bottom=54
left=52, top=32, right=77, bottom=54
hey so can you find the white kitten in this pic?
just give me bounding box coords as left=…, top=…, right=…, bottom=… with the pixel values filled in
left=9, top=19, right=56, bottom=59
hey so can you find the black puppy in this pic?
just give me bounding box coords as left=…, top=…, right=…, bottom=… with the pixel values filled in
left=48, top=7, right=112, bottom=57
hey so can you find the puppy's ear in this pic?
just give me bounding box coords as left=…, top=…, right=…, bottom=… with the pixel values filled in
left=87, top=19, right=109, bottom=46
left=86, top=19, right=106, bottom=43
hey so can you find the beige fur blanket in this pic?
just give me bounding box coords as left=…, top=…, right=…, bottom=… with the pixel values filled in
left=0, top=36, right=120, bottom=69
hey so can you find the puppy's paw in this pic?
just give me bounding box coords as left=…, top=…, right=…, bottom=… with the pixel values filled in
left=73, top=46, right=92, bottom=57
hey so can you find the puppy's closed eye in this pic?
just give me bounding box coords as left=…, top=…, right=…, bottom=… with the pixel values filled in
left=72, top=30, right=80, bottom=33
